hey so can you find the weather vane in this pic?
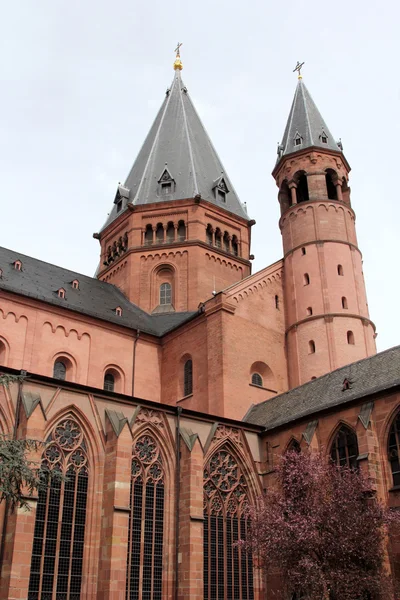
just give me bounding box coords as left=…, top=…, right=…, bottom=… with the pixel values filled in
left=173, top=42, right=183, bottom=70
left=293, top=61, right=305, bottom=79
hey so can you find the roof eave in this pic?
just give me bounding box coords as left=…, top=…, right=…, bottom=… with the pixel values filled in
left=272, top=146, right=351, bottom=180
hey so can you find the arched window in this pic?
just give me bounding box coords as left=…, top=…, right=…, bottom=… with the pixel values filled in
left=53, top=360, right=67, bottom=380
left=166, top=222, right=175, bottom=243
left=330, top=425, right=359, bottom=468
left=177, top=220, right=186, bottom=241
left=126, top=435, right=164, bottom=600
left=286, top=439, right=301, bottom=453
left=308, top=340, right=316, bottom=354
left=342, top=296, right=348, bottom=309
left=251, top=373, right=263, bottom=387
left=204, top=448, right=254, bottom=600
left=388, top=413, right=400, bottom=486
left=28, top=419, right=89, bottom=598
left=337, top=264, right=344, bottom=276
left=295, top=171, right=309, bottom=203
left=304, top=273, right=310, bottom=286
left=306, top=307, right=313, bottom=316
left=184, top=359, right=193, bottom=396
left=156, top=223, right=164, bottom=244
left=104, top=372, right=115, bottom=392
left=232, top=236, right=239, bottom=257
left=206, top=224, right=213, bottom=245
left=0, top=341, right=6, bottom=365
left=347, top=331, right=355, bottom=345
left=325, top=169, right=338, bottom=200
left=160, top=282, right=172, bottom=305
left=144, top=224, right=153, bottom=246
left=223, top=232, right=230, bottom=253
left=215, top=228, right=222, bottom=249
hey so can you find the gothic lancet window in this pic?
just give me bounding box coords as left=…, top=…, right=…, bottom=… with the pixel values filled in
left=388, top=413, right=400, bottom=487
left=28, top=419, right=89, bottom=599
left=330, top=425, right=359, bottom=469
left=184, top=359, right=193, bottom=396
left=126, top=434, right=164, bottom=600
left=204, top=448, right=254, bottom=600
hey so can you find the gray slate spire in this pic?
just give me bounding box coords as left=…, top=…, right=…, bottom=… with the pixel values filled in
left=102, top=70, right=247, bottom=231
left=277, top=78, right=342, bottom=160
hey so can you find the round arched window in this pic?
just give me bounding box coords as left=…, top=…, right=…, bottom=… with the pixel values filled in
left=251, top=373, right=263, bottom=387
left=160, top=282, right=172, bottom=305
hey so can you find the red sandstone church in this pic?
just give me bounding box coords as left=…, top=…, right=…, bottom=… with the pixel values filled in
left=0, top=49, right=399, bottom=600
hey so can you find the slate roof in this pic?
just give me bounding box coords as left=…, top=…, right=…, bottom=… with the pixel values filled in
left=277, top=78, right=342, bottom=160
left=0, top=246, right=197, bottom=337
left=244, top=346, right=400, bottom=430
left=101, top=69, right=248, bottom=231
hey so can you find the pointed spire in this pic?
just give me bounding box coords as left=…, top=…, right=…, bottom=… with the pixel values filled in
left=277, top=78, right=342, bottom=161
left=101, top=55, right=247, bottom=231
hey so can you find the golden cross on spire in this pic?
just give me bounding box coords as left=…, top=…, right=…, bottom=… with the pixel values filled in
left=293, top=61, right=305, bottom=79
left=173, top=42, right=183, bottom=71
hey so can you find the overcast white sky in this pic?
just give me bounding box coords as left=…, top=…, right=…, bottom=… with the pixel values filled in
left=1, top=1, right=399, bottom=352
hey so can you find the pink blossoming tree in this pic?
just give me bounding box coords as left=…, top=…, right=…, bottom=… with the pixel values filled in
left=243, top=451, right=399, bottom=600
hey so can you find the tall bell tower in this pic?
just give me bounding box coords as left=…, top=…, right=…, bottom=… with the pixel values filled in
left=94, top=47, right=252, bottom=314
left=273, top=68, right=376, bottom=387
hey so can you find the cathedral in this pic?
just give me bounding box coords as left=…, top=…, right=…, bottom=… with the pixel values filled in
left=0, top=48, right=399, bottom=600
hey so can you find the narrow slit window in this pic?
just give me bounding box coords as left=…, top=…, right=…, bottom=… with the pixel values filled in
left=337, top=264, right=344, bottom=276
left=275, top=295, right=279, bottom=309
left=184, top=359, right=193, bottom=396
left=308, top=340, right=316, bottom=354
left=342, top=296, right=348, bottom=309
left=304, top=273, right=310, bottom=286
left=306, top=307, right=313, bottom=316
left=301, top=247, right=306, bottom=255
left=347, top=331, right=355, bottom=345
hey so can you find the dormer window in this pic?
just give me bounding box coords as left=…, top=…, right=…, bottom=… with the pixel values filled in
left=0, top=268, right=2, bottom=279
left=116, top=200, right=123, bottom=212
left=158, top=167, right=175, bottom=196
left=213, top=176, right=229, bottom=202
left=320, top=131, right=328, bottom=144
left=161, top=181, right=172, bottom=195
left=13, top=260, right=22, bottom=271
left=115, top=306, right=122, bottom=317
left=71, top=279, right=79, bottom=290
left=57, top=288, right=66, bottom=299
left=294, top=132, right=303, bottom=147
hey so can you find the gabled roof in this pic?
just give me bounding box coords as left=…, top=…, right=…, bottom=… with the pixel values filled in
left=277, top=78, right=342, bottom=161
left=0, top=246, right=197, bottom=337
left=101, top=69, right=247, bottom=230
left=244, top=346, right=400, bottom=430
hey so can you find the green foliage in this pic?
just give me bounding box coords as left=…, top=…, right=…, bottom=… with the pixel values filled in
left=0, top=435, right=64, bottom=510
left=0, top=373, right=64, bottom=510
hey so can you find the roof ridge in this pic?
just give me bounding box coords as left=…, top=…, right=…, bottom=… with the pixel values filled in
left=178, top=77, right=199, bottom=195
left=301, top=81, right=314, bottom=146
left=132, top=73, right=177, bottom=204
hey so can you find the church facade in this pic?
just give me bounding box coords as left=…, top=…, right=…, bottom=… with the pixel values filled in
left=0, top=50, right=399, bottom=600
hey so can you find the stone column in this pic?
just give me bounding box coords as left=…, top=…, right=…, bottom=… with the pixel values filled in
left=228, top=235, right=232, bottom=254
left=211, top=228, right=216, bottom=246
left=163, top=224, right=167, bottom=243
left=152, top=226, right=156, bottom=244
left=178, top=434, right=204, bottom=600
left=98, top=411, right=132, bottom=600
left=335, top=182, right=343, bottom=201
left=174, top=222, right=178, bottom=242
left=289, top=183, right=297, bottom=205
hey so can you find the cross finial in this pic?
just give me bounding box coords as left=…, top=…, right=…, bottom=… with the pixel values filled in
left=173, top=42, right=183, bottom=71
left=293, top=61, right=305, bottom=79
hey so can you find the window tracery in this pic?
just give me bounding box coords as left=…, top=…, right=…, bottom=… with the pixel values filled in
left=330, top=425, right=358, bottom=469
left=126, top=434, right=165, bottom=600
left=28, top=418, right=89, bottom=600
left=204, top=448, right=254, bottom=600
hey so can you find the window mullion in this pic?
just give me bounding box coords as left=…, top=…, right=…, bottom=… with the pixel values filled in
left=138, top=474, right=147, bottom=600
left=151, top=483, right=157, bottom=600
left=37, top=484, right=52, bottom=599
left=65, top=467, right=79, bottom=599
left=52, top=475, right=66, bottom=599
